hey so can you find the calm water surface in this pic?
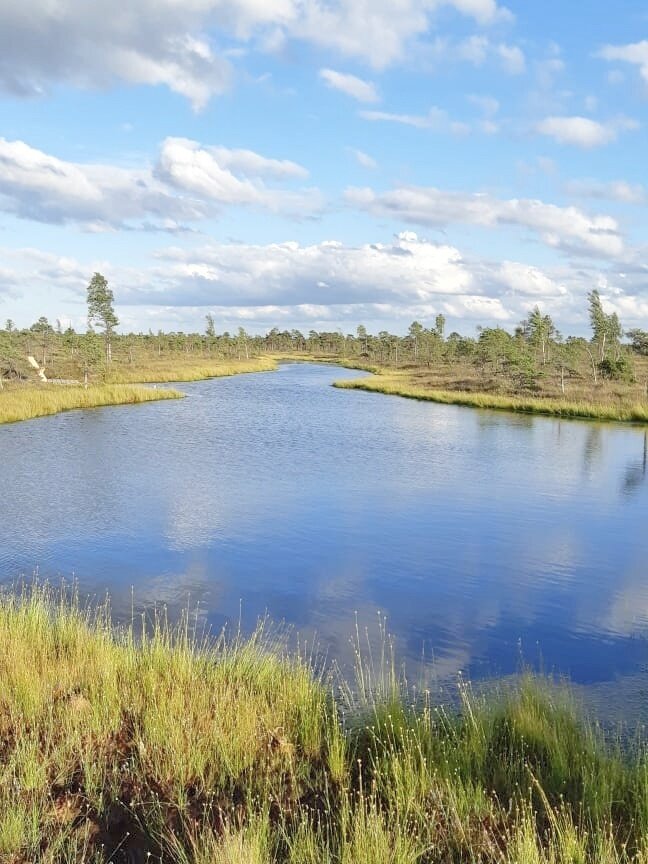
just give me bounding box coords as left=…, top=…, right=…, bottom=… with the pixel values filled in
left=2, top=363, right=648, bottom=707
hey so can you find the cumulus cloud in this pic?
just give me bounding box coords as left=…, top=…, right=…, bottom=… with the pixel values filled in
left=0, top=138, right=202, bottom=228
left=0, top=0, right=512, bottom=105
left=345, top=185, right=625, bottom=258
left=495, top=261, right=567, bottom=297
left=155, top=137, right=319, bottom=213
left=319, top=69, right=379, bottom=102
left=536, top=115, right=639, bottom=148
left=113, top=234, right=596, bottom=326
left=0, top=137, right=318, bottom=228
left=293, top=0, right=511, bottom=69
left=7, top=234, right=648, bottom=335
left=597, top=41, right=648, bottom=86
left=141, top=233, right=477, bottom=307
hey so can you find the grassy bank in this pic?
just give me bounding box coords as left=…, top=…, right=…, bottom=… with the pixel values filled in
left=2, top=587, right=648, bottom=863
left=334, top=371, right=648, bottom=423
left=105, top=356, right=278, bottom=384
left=0, top=358, right=276, bottom=425
left=0, top=383, right=182, bottom=425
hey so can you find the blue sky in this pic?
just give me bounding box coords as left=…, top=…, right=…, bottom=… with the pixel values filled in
left=0, top=0, right=647, bottom=335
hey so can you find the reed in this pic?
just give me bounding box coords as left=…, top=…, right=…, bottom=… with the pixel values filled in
left=0, top=383, right=182, bottom=425
left=2, top=585, right=648, bottom=863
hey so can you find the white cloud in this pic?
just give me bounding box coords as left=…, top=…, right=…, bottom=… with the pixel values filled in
left=565, top=179, right=646, bottom=205
left=360, top=106, right=470, bottom=135
left=496, top=42, right=525, bottom=74
left=0, top=0, right=513, bottom=105
left=294, top=1, right=511, bottom=70
left=597, top=41, right=648, bottom=86
left=349, top=149, right=378, bottom=169
left=456, top=35, right=490, bottom=65
left=0, top=138, right=201, bottom=228
left=496, top=261, right=567, bottom=297
left=442, top=0, right=511, bottom=25
left=142, top=233, right=477, bottom=307
left=7, top=234, right=648, bottom=335
left=468, top=94, right=500, bottom=116
left=202, top=146, right=309, bottom=179
left=537, top=116, right=613, bottom=148
left=345, top=185, right=625, bottom=258
left=536, top=115, right=639, bottom=148
left=155, top=137, right=318, bottom=213
left=426, top=35, right=525, bottom=74
left=319, top=69, right=379, bottom=103
left=0, top=137, right=319, bottom=228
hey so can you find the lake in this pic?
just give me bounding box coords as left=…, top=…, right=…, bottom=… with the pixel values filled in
left=2, top=362, right=648, bottom=711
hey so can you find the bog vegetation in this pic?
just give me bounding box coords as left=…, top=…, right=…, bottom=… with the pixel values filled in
left=2, top=585, right=648, bottom=864
left=2, top=274, right=648, bottom=422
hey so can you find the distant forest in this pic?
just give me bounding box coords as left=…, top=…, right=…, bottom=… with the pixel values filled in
left=2, top=283, right=648, bottom=397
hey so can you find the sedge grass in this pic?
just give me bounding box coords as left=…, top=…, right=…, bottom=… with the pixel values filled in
left=2, top=586, right=648, bottom=862
left=105, top=356, right=277, bottom=384
left=0, top=383, right=182, bottom=425
left=334, top=371, right=648, bottom=423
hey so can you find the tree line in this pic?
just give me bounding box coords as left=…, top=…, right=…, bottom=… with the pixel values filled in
left=1, top=272, right=648, bottom=394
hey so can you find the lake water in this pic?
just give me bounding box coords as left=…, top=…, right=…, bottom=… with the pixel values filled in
left=2, top=362, right=648, bottom=711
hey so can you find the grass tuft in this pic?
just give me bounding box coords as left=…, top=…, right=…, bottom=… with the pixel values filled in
left=2, top=586, right=648, bottom=862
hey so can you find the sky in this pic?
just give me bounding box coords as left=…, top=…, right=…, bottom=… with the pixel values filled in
left=0, top=0, right=647, bottom=336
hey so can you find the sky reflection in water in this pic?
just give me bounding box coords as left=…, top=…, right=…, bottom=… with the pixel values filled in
left=2, top=363, right=648, bottom=709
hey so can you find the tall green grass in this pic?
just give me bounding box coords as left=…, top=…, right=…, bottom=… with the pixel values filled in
left=0, top=384, right=182, bottom=425
left=2, top=585, right=648, bottom=862
left=334, top=372, right=648, bottom=424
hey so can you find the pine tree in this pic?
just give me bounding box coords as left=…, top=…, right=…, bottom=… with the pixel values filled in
left=87, top=273, right=119, bottom=363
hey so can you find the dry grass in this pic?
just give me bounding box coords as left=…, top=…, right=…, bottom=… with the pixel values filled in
left=2, top=586, right=648, bottom=863
left=0, top=357, right=277, bottom=425
left=105, top=357, right=277, bottom=384
left=334, top=370, right=648, bottom=424
left=0, top=383, right=182, bottom=425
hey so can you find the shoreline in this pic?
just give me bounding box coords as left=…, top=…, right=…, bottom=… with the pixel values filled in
left=5, top=353, right=648, bottom=427
left=329, top=367, right=648, bottom=425
left=269, top=354, right=648, bottom=424
left=0, top=358, right=277, bottom=425
left=0, top=383, right=183, bottom=426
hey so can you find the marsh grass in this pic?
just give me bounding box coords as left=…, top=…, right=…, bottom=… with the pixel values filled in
left=334, top=371, right=648, bottom=423
left=2, top=585, right=648, bottom=863
left=105, top=357, right=277, bottom=384
left=0, top=383, right=182, bottom=425
left=0, top=358, right=276, bottom=425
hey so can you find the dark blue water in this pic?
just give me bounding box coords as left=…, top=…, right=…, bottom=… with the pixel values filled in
left=2, top=363, right=648, bottom=706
